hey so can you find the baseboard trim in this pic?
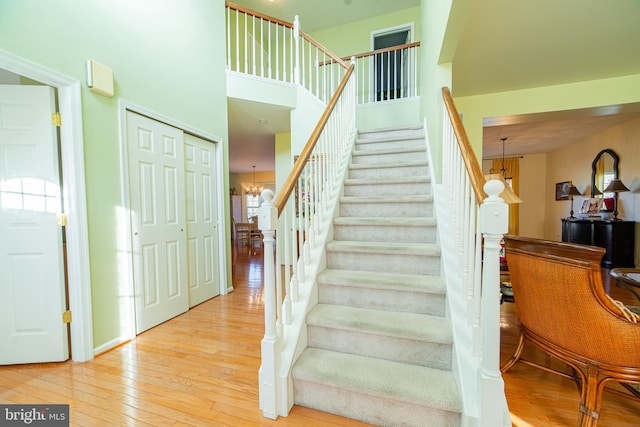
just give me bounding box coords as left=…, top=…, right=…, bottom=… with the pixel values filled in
left=93, top=336, right=131, bottom=357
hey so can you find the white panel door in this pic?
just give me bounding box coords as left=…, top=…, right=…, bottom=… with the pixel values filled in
left=0, top=84, right=68, bottom=364
left=184, top=134, right=220, bottom=307
left=127, top=112, right=188, bottom=334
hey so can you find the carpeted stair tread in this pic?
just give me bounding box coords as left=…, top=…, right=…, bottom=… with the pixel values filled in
left=293, top=348, right=462, bottom=413
left=307, top=304, right=451, bottom=344
left=345, top=176, right=431, bottom=185
left=356, top=134, right=424, bottom=144
left=352, top=146, right=426, bottom=156
left=333, top=217, right=437, bottom=227
left=358, top=124, right=423, bottom=134
left=326, top=240, right=440, bottom=256
left=318, top=269, right=445, bottom=295
left=349, top=160, right=428, bottom=170
left=291, top=125, right=460, bottom=425
left=340, top=194, right=434, bottom=204
left=356, top=128, right=423, bottom=139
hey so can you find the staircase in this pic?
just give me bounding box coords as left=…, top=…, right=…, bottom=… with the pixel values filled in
left=291, top=126, right=462, bottom=426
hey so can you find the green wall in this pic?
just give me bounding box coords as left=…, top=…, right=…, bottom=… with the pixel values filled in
left=0, top=0, right=230, bottom=350
left=420, top=0, right=454, bottom=182
left=453, top=73, right=640, bottom=157
left=309, top=7, right=421, bottom=59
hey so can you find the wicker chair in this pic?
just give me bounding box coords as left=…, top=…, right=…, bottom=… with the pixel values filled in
left=502, top=235, right=640, bottom=427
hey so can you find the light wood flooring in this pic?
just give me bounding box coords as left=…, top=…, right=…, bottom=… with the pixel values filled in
left=1, top=241, right=639, bottom=426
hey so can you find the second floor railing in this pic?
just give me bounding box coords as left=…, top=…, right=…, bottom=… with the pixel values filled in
left=226, top=2, right=418, bottom=106
left=326, top=42, right=420, bottom=104
left=226, top=2, right=348, bottom=104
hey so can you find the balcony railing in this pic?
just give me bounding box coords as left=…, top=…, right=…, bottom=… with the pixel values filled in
left=325, top=42, right=420, bottom=104
left=226, top=2, right=348, bottom=104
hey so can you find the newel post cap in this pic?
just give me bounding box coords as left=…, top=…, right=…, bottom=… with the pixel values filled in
left=258, top=189, right=278, bottom=231
left=481, top=179, right=509, bottom=235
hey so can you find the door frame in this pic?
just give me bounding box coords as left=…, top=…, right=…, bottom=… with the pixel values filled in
left=370, top=23, right=415, bottom=101
left=118, top=100, right=229, bottom=342
left=0, top=49, right=93, bottom=362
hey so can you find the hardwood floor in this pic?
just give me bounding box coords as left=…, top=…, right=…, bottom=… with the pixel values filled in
left=1, top=241, right=639, bottom=426
left=0, top=242, right=370, bottom=427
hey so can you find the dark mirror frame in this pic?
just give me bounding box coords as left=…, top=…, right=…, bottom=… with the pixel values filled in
left=590, top=148, right=619, bottom=198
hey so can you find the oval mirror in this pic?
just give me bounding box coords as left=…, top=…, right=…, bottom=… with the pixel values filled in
left=590, top=148, right=619, bottom=199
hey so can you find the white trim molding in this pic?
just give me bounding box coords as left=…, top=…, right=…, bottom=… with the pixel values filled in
left=0, top=48, right=94, bottom=362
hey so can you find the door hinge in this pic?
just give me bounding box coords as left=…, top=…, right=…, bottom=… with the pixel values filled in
left=56, top=213, right=68, bottom=227
left=62, top=310, right=72, bottom=324
left=52, top=112, right=62, bottom=127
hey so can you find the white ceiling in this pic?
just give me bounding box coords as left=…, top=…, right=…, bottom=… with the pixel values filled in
left=227, top=98, right=290, bottom=173
left=482, top=106, right=640, bottom=159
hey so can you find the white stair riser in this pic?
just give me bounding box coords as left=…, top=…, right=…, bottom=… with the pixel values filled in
left=327, top=251, right=441, bottom=275
left=355, top=137, right=425, bottom=151
left=307, top=326, right=452, bottom=370
left=348, top=164, right=428, bottom=179
left=340, top=201, right=433, bottom=217
left=293, top=380, right=461, bottom=427
left=344, top=181, right=430, bottom=197
left=352, top=150, right=426, bottom=165
left=318, top=283, right=446, bottom=316
left=333, top=223, right=436, bottom=243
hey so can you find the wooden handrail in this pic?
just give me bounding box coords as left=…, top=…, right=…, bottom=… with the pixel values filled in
left=319, top=42, right=421, bottom=67
left=273, top=64, right=355, bottom=215
left=226, top=2, right=348, bottom=70
left=441, top=86, right=487, bottom=203
left=226, top=1, right=294, bottom=29
left=299, top=31, right=350, bottom=69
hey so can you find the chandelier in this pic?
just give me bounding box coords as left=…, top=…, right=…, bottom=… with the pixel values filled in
left=499, top=137, right=512, bottom=180
left=245, top=165, right=263, bottom=197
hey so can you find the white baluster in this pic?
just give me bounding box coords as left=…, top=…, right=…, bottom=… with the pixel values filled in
left=293, top=15, right=300, bottom=85
left=274, top=24, right=279, bottom=80
left=243, top=12, right=248, bottom=73
left=226, top=7, right=231, bottom=70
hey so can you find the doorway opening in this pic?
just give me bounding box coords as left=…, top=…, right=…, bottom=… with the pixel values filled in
left=0, top=54, right=92, bottom=363
left=371, top=25, right=413, bottom=101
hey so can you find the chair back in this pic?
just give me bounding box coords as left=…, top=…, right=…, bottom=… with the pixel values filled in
left=504, top=235, right=640, bottom=366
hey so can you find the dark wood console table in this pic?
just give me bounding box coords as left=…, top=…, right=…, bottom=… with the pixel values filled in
left=561, top=218, right=635, bottom=268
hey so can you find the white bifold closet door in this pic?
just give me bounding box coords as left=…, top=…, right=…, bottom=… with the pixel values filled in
left=127, top=112, right=220, bottom=334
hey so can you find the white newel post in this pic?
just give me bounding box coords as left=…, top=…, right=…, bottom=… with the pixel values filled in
left=258, top=189, right=281, bottom=419
left=478, top=179, right=509, bottom=426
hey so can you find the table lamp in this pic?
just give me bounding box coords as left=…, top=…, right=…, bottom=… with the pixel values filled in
left=567, top=185, right=582, bottom=219
left=603, top=179, right=630, bottom=220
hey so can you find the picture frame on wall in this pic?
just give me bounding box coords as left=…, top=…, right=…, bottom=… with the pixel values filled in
left=555, top=181, right=571, bottom=201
